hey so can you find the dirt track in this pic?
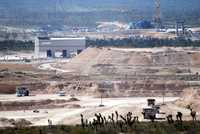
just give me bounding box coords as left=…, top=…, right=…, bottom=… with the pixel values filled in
left=0, top=94, right=179, bottom=126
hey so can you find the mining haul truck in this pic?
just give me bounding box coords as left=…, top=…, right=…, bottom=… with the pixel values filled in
left=16, top=86, right=29, bottom=97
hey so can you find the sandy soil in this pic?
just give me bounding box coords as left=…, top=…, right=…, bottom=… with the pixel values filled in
left=0, top=94, right=178, bottom=126
left=59, top=47, right=200, bottom=76
left=0, top=63, right=35, bottom=72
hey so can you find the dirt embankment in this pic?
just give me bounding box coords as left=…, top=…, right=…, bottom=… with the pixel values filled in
left=0, top=64, right=36, bottom=72
left=0, top=66, right=49, bottom=94
left=44, top=80, right=188, bottom=97
left=0, top=118, right=32, bottom=127
left=0, top=99, right=80, bottom=111
left=0, top=84, right=16, bottom=94
left=60, top=47, right=200, bottom=75
left=175, top=87, right=200, bottom=111
left=0, top=82, right=48, bottom=94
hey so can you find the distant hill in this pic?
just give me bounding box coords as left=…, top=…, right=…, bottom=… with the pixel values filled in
left=0, top=0, right=199, bottom=27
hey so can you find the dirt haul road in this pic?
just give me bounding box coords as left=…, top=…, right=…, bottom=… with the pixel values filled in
left=0, top=94, right=179, bottom=126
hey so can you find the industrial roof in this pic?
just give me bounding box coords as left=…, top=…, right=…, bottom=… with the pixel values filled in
left=38, top=37, right=86, bottom=41
left=50, top=37, right=86, bottom=40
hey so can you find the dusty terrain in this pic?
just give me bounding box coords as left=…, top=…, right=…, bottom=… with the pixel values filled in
left=0, top=47, right=200, bottom=126
left=175, top=87, right=200, bottom=111
left=0, top=94, right=178, bottom=127
left=60, top=47, right=200, bottom=75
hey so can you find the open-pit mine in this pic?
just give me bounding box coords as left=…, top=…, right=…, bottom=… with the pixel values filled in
left=0, top=47, right=200, bottom=127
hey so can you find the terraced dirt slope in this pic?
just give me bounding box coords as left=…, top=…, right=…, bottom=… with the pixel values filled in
left=61, top=47, right=200, bottom=75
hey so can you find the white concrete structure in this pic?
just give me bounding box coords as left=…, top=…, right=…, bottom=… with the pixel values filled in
left=35, top=37, right=86, bottom=58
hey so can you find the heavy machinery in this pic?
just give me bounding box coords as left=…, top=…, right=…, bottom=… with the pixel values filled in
left=142, top=99, right=165, bottom=120
left=58, top=90, right=66, bottom=96
left=142, top=107, right=158, bottom=119
left=16, top=86, right=29, bottom=97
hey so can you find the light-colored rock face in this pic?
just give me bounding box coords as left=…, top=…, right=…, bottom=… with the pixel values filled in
left=60, top=47, right=200, bottom=75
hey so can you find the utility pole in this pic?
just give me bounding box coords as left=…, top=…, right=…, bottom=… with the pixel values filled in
left=55, top=0, right=67, bottom=26
left=99, top=89, right=105, bottom=107
left=162, top=84, right=165, bottom=105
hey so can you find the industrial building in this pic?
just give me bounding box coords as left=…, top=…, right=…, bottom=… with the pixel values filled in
left=35, top=37, right=86, bottom=58
left=128, top=20, right=153, bottom=29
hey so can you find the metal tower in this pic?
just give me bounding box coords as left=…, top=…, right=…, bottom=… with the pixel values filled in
left=55, top=0, right=67, bottom=26
left=154, top=0, right=162, bottom=29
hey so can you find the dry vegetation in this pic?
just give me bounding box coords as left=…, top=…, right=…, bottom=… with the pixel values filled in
left=0, top=122, right=200, bottom=134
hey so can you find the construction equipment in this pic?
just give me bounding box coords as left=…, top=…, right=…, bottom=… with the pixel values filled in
left=16, top=86, right=29, bottom=97
left=142, top=99, right=165, bottom=120
left=147, top=99, right=156, bottom=106
left=58, top=90, right=66, bottom=96
left=154, top=0, right=162, bottom=29
left=142, top=107, right=158, bottom=119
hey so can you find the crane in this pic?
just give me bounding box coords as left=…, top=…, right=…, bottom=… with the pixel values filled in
left=54, top=0, right=69, bottom=26
left=154, top=0, right=162, bottom=29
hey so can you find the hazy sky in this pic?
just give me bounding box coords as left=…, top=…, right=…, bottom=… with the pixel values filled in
left=0, top=0, right=199, bottom=12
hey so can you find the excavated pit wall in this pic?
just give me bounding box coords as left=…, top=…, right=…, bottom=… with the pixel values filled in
left=43, top=80, right=192, bottom=97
